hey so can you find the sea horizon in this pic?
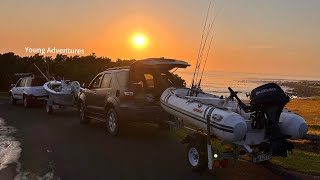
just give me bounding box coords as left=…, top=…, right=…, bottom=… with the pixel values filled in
left=175, top=69, right=319, bottom=99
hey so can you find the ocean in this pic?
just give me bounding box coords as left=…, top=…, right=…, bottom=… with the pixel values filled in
left=175, top=69, right=319, bottom=99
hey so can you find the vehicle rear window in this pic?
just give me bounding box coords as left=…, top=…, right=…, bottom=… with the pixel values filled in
left=116, top=71, right=129, bottom=87
left=31, top=78, right=47, bottom=86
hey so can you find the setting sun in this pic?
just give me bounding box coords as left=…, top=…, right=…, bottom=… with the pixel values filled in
left=132, top=34, right=147, bottom=48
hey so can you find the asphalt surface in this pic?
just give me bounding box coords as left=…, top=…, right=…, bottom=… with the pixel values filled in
left=0, top=99, right=285, bottom=180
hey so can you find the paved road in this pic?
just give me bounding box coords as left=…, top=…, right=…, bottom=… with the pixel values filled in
left=0, top=99, right=284, bottom=180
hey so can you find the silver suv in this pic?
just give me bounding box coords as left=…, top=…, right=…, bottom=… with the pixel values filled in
left=78, top=58, right=189, bottom=135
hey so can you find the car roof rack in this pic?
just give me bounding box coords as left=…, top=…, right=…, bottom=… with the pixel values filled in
left=106, top=66, right=130, bottom=71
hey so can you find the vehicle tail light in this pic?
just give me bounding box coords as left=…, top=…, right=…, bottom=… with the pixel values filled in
left=213, top=160, right=220, bottom=169
left=220, top=159, right=228, bottom=168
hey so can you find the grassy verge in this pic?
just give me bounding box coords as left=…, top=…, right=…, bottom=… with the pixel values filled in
left=271, top=150, right=320, bottom=175
left=286, top=98, right=320, bottom=126
left=270, top=98, right=320, bottom=175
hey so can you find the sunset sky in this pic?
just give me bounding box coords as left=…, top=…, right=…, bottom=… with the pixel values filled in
left=1, top=0, right=319, bottom=77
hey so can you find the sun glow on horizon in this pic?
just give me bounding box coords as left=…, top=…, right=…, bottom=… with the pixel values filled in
left=132, top=34, right=147, bottom=49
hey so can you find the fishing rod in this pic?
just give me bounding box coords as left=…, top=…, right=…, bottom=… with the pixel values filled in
left=196, top=35, right=215, bottom=91
left=190, top=1, right=212, bottom=94
left=193, top=21, right=213, bottom=86
left=194, top=8, right=222, bottom=87
left=33, top=63, right=50, bottom=82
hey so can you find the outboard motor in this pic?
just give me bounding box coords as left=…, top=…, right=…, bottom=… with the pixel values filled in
left=250, top=83, right=293, bottom=157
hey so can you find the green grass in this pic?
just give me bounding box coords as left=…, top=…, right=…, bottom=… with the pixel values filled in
left=272, top=98, right=320, bottom=175
left=168, top=128, right=188, bottom=140
left=286, top=98, right=320, bottom=126
left=271, top=150, right=320, bottom=175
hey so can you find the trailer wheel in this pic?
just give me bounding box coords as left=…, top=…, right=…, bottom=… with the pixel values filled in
left=79, top=102, right=89, bottom=124
left=45, top=101, right=53, bottom=114
left=187, top=143, right=207, bottom=172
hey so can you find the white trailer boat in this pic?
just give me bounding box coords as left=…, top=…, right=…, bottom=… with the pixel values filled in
left=43, top=80, right=81, bottom=114
left=160, top=83, right=308, bottom=171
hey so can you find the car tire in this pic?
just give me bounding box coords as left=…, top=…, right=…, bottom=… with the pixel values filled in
left=10, top=94, right=17, bottom=105
left=79, top=102, right=89, bottom=124
left=106, top=108, right=119, bottom=136
left=23, top=95, right=32, bottom=108
left=46, top=101, right=53, bottom=114
left=186, top=143, right=207, bottom=172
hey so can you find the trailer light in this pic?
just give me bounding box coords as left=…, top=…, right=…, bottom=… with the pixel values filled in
left=213, top=160, right=220, bottom=169
left=213, top=154, right=218, bottom=158
left=221, top=159, right=228, bottom=168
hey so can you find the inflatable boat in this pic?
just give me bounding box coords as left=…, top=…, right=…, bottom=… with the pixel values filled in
left=161, top=83, right=308, bottom=156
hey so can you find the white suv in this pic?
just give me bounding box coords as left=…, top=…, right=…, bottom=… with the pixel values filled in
left=10, top=76, right=48, bottom=107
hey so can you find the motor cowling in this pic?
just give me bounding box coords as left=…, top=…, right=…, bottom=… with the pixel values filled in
left=250, top=83, right=289, bottom=106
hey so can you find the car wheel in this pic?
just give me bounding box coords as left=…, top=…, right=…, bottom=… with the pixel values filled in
left=106, top=108, right=119, bottom=136
left=23, top=95, right=31, bottom=108
left=79, top=102, right=89, bottom=124
left=10, top=94, right=16, bottom=105
left=46, top=101, right=53, bottom=114
left=186, top=143, right=207, bottom=172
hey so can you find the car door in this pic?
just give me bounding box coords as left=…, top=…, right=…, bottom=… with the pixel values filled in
left=94, top=73, right=112, bottom=115
left=11, top=79, right=20, bottom=99
left=85, top=74, right=103, bottom=113
left=13, top=78, right=26, bottom=100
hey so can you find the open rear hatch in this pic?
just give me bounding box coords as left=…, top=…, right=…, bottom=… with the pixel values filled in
left=129, top=58, right=190, bottom=104
left=129, top=58, right=190, bottom=72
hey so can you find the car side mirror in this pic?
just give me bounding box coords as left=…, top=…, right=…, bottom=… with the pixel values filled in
left=11, top=84, right=16, bottom=88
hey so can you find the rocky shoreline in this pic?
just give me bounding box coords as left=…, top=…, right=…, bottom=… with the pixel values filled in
left=276, top=81, right=320, bottom=98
